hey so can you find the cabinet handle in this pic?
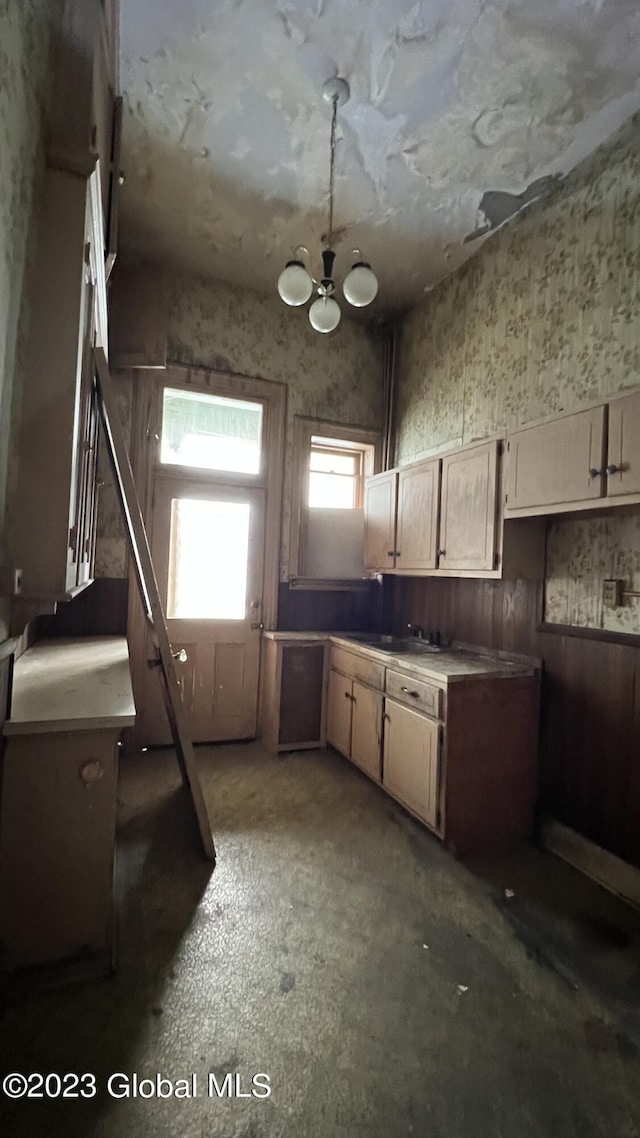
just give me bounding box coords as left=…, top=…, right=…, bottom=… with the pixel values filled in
left=344, top=691, right=351, bottom=699
left=437, top=548, right=446, bottom=557
left=401, top=686, right=420, bottom=698
left=387, top=550, right=395, bottom=557
left=395, top=550, right=401, bottom=557
left=606, top=463, right=627, bottom=475
left=589, top=468, right=604, bottom=478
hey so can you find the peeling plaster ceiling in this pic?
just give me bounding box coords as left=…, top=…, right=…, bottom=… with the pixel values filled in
left=119, top=0, right=640, bottom=318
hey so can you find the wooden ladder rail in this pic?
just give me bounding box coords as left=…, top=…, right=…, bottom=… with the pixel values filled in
left=93, top=346, right=216, bottom=862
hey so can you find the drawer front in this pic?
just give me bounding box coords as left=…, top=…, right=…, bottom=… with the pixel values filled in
left=330, top=646, right=384, bottom=690
left=386, top=669, right=442, bottom=719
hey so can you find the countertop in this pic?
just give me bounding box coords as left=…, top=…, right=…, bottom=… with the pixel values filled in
left=263, top=630, right=539, bottom=683
left=330, top=635, right=539, bottom=683
left=4, top=637, right=136, bottom=736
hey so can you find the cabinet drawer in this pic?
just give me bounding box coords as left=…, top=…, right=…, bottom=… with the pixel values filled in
left=330, top=646, right=384, bottom=690
left=386, top=669, right=442, bottom=719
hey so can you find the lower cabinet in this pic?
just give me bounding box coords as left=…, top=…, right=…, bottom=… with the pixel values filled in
left=383, top=699, right=439, bottom=830
left=327, top=669, right=382, bottom=783
left=326, top=643, right=540, bottom=856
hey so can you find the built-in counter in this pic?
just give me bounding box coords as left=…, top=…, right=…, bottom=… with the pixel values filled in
left=261, top=631, right=540, bottom=857
left=0, top=637, right=135, bottom=984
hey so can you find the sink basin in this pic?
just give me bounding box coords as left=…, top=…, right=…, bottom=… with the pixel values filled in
left=340, top=634, right=443, bottom=654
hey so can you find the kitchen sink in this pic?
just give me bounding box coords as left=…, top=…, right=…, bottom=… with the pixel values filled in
left=340, top=634, right=444, bottom=654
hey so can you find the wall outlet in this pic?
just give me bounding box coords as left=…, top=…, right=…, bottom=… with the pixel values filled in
left=602, top=579, right=623, bottom=608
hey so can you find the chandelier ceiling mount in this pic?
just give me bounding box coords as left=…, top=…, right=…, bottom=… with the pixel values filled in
left=277, top=77, right=378, bottom=333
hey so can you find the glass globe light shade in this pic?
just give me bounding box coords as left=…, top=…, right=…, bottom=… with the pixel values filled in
left=309, top=296, right=341, bottom=333
left=277, top=260, right=313, bottom=306
left=342, top=262, right=378, bottom=307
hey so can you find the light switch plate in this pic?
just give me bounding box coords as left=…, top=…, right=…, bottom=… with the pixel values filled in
left=602, top=579, right=623, bottom=608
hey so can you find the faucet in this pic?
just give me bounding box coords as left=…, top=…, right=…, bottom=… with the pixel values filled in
left=407, top=623, right=424, bottom=639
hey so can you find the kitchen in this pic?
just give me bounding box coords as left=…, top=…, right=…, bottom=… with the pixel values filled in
left=0, top=2, right=639, bottom=1136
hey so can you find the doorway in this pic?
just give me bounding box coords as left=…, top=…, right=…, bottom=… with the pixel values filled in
left=128, top=368, right=285, bottom=747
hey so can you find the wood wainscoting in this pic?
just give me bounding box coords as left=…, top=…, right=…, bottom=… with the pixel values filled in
left=384, top=573, right=640, bottom=869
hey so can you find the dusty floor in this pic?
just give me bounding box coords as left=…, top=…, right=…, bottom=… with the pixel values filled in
left=1, top=742, right=640, bottom=1138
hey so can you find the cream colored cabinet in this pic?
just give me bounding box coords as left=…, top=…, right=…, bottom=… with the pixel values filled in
left=395, top=459, right=440, bottom=571
left=438, top=440, right=500, bottom=571
left=505, top=406, right=606, bottom=513
left=505, top=396, right=640, bottom=515
left=363, top=471, right=398, bottom=572
left=7, top=0, right=117, bottom=628
left=607, top=392, right=640, bottom=498
left=327, top=670, right=383, bottom=782
left=350, top=681, right=383, bottom=781
left=383, top=699, right=439, bottom=829
left=8, top=167, right=106, bottom=612
left=327, top=668, right=353, bottom=757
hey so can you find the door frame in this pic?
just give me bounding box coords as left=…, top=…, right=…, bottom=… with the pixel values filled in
left=124, top=363, right=286, bottom=748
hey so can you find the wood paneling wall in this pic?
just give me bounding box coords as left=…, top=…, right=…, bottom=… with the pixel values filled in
left=384, top=573, right=640, bottom=869
left=37, top=578, right=129, bottom=639
left=277, top=581, right=381, bottom=632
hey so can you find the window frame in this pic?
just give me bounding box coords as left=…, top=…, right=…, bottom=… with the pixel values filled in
left=288, top=416, right=381, bottom=586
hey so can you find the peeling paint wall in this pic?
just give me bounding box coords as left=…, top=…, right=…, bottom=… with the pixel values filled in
left=94, top=272, right=385, bottom=579
left=395, top=114, right=640, bottom=634
left=0, top=1, right=61, bottom=641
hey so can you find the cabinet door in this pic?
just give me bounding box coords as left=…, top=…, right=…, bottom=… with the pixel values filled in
left=506, top=406, right=606, bottom=512
left=607, top=392, right=640, bottom=498
left=395, top=459, right=440, bottom=571
left=383, top=699, right=439, bottom=828
left=364, top=471, right=398, bottom=571
left=326, top=669, right=352, bottom=757
left=350, top=681, right=383, bottom=782
left=439, top=441, right=499, bottom=571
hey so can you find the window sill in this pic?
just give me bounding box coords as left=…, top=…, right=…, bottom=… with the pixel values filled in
left=287, top=577, right=373, bottom=592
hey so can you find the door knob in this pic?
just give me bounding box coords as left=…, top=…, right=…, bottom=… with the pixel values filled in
left=172, top=648, right=188, bottom=663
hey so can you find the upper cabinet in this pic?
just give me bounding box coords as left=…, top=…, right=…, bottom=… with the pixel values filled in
left=607, top=392, right=640, bottom=499
left=505, top=406, right=606, bottom=513
left=439, top=441, right=499, bottom=572
left=364, top=441, right=503, bottom=578
left=504, top=393, right=640, bottom=517
left=7, top=1, right=117, bottom=628
left=395, top=459, right=440, bottom=572
left=364, top=470, right=398, bottom=572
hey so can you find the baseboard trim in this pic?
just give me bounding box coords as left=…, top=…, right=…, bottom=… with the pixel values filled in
left=539, top=815, right=640, bottom=911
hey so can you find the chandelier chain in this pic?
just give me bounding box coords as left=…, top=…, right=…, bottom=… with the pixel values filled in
left=327, top=94, right=338, bottom=248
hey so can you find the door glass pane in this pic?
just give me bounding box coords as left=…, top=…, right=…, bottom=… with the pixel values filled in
left=167, top=499, right=250, bottom=620
left=161, top=388, right=263, bottom=474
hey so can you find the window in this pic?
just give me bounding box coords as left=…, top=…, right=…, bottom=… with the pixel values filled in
left=308, top=439, right=364, bottom=509
left=160, top=387, right=263, bottom=475
left=289, top=417, right=380, bottom=583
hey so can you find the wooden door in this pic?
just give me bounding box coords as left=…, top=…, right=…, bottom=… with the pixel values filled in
left=140, top=478, right=265, bottom=744
left=505, top=406, right=606, bottom=512
left=350, top=681, right=383, bottom=782
left=383, top=699, right=439, bottom=828
left=395, top=459, right=440, bottom=571
left=439, top=441, right=499, bottom=571
left=607, top=392, right=640, bottom=498
left=327, top=668, right=352, bottom=757
left=364, top=471, right=398, bottom=571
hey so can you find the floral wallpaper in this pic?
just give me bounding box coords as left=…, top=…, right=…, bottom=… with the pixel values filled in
left=545, top=511, right=640, bottom=635
left=396, top=113, right=640, bottom=634
left=0, top=1, right=61, bottom=639
left=94, top=272, right=385, bottom=578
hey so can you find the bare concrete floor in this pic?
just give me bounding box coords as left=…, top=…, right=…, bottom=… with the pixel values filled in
left=1, top=742, right=640, bottom=1138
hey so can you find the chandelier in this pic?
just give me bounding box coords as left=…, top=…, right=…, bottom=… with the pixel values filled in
left=277, top=77, right=378, bottom=333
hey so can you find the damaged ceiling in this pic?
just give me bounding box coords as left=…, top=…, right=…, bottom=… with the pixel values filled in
left=118, top=0, right=640, bottom=317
